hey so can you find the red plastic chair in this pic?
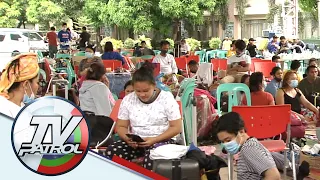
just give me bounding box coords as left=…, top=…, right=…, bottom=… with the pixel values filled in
left=250, top=59, right=272, bottom=72
left=102, top=60, right=123, bottom=71
left=185, top=55, right=200, bottom=64
left=153, top=63, right=160, bottom=77
left=254, top=62, right=277, bottom=79
left=232, top=105, right=292, bottom=177
left=110, top=99, right=122, bottom=122
left=211, top=59, right=228, bottom=72
left=175, top=57, right=187, bottom=70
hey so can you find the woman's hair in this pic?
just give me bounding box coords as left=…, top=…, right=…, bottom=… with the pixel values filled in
left=132, top=61, right=155, bottom=85
left=270, top=66, right=281, bottom=76
left=86, top=62, right=106, bottom=81
left=282, top=70, right=297, bottom=89
left=240, top=74, right=250, bottom=83
left=249, top=72, right=263, bottom=92
left=124, top=80, right=133, bottom=90
left=86, top=44, right=96, bottom=53
left=104, top=41, right=114, bottom=52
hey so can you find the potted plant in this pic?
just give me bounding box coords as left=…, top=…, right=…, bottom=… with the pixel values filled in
left=165, top=38, right=174, bottom=48
left=186, top=38, right=201, bottom=52
left=100, top=37, right=124, bottom=50
left=123, top=38, right=135, bottom=49
left=135, top=35, right=152, bottom=49
left=209, top=37, right=222, bottom=50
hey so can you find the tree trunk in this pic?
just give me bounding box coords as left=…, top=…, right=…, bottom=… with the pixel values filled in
left=172, top=20, right=180, bottom=41
left=128, top=28, right=134, bottom=39
left=96, top=27, right=102, bottom=52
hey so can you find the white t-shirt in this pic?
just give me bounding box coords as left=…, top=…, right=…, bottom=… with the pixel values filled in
left=0, top=96, right=23, bottom=118
left=153, top=54, right=178, bottom=75
left=227, top=54, right=251, bottom=74
left=118, top=90, right=181, bottom=138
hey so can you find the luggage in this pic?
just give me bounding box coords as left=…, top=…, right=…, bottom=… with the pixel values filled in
left=153, top=159, right=200, bottom=180
left=194, top=89, right=218, bottom=138
left=106, top=73, right=131, bottom=97
left=84, top=113, right=115, bottom=147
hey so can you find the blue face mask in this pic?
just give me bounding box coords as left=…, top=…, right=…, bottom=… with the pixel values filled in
left=23, top=83, right=36, bottom=105
left=85, top=52, right=93, bottom=58
left=222, top=137, right=241, bottom=155
left=289, top=80, right=298, bottom=88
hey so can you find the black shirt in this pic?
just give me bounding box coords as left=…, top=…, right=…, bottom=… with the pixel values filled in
left=79, top=31, right=91, bottom=47
left=246, top=44, right=257, bottom=58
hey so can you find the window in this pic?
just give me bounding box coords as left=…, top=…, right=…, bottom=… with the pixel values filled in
left=243, top=20, right=268, bottom=39
left=0, top=34, right=5, bottom=42
left=10, top=34, right=22, bottom=41
left=22, top=32, right=42, bottom=41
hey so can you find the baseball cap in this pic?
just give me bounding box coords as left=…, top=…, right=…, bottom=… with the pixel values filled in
left=249, top=38, right=256, bottom=41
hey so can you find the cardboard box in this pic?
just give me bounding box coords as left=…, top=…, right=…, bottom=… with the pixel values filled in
left=72, top=56, right=86, bottom=66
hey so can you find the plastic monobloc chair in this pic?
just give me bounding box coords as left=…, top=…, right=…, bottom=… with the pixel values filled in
left=216, top=83, right=251, bottom=115
left=233, top=105, right=294, bottom=180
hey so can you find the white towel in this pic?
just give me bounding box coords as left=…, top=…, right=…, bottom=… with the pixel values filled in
left=149, top=144, right=189, bottom=160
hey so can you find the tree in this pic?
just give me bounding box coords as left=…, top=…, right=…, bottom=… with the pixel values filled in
left=26, top=0, right=64, bottom=29
left=106, top=0, right=155, bottom=33
left=299, top=0, right=318, bottom=31
left=158, top=0, right=216, bottom=40
left=0, top=0, right=28, bottom=28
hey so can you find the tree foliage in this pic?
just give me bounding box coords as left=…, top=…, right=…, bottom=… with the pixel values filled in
left=27, top=0, right=64, bottom=28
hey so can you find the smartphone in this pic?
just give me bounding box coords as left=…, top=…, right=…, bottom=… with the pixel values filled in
left=126, top=134, right=145, bottom=142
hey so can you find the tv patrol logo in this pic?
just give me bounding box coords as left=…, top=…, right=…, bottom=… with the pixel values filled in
left=11, top=97, right=90, bottom=176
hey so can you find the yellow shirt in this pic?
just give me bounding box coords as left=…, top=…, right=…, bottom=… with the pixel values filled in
left=227, top=50, right=236, bottom=58
left=283, top=70, right=303, bottom=82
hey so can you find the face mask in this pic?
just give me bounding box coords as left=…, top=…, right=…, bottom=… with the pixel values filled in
left=289, top=80, right=298, bottom=88
left=161, top=50, right=168, bottom=54
left=85, top=52, right=93, bottom=58
left=23, top=83, right=35, bottom=104
left=138, top=90, right=157, bottom=104
left=222, top=137, right=241, bottom=155
left=276, top=63, right=281, bottom=68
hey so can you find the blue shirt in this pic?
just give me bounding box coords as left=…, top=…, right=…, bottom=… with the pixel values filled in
left=101, top=52, right=125, bottom=65
left=267, top=41, right=279, bottom=53
left=58, top=30, right=71, bottom=48
left=265, top=79, right=282, bottom=98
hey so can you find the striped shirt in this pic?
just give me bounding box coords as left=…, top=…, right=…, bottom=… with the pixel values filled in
left=237, top=138, right=276, bottom=180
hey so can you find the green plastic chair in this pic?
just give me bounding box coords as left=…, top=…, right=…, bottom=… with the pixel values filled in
left=37, top=51, right=44, bottom=63
left=140, top=55, right=154, bottom=60
left=216, top=50, right=227, bottom=59
left=195, top=50, right=206, bottom=63
left=178, top=78, right=197, bottom=145
left=205, top=50, right=216, bottom=62
left=56, top=60, right=76, bottom=89
left=216, top=83, right=251, bottom=116
left=56, top=53, right=71, bottom=59
left=112, top=93, right=118, bottom=101
left=74, top=51, right=86, bottom=56
left=153, top=50, right=161, bottom=55
left=121, top=51, right=133, bottom=56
